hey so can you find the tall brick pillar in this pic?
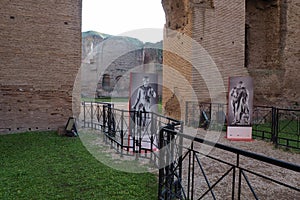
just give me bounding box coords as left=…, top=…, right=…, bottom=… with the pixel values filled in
left=0, top=0, right=82, bottom=133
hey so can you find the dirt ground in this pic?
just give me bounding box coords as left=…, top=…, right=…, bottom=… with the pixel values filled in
left=177, top=129, right=300, bottom=199
left=198, top=129, right=300, bottom=165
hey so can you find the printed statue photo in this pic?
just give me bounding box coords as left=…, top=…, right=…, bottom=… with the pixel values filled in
left=228, top=77, right=253, bottom=126
left=131, top=74, right=157, bottom=127
left=129, top=72, right=158, bottom=150
left=132, top=76, right=157, bottom=113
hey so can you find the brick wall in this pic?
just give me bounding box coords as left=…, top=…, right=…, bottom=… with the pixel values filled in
left=246, top=0, right=283, bottom=105
left=282, top=0, right=300, bottom=107
left=162, top=0, right=193, bottom=120
left=191, top=0, right=248, bottom=101
left=162, top=0, right=299, bottom=121
left=0, top=0, right=82, bottom=133
left=245, top=0, right=299, bottom=107
left=162, top=0, right=248, bottom=120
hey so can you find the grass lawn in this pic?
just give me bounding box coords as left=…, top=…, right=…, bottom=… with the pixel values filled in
left=0, top=132, right=158, bottom=200
left=253, top=120, right=300, bottom=150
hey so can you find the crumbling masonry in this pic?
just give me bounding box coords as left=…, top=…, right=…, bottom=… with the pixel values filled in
left=0, top=0, right=298, bottom=133
left=162, top=0, right=299, bottom=120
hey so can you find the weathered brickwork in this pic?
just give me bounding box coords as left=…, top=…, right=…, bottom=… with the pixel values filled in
left=245, top=0, right=300, bottom=106
left=162, top=0, right=248, bottom=120
left=162, top=0, right=194, bottom=119
left=282, top=0, right=300, bottom=107
left=191, top=0, right=248, bottom=101
left=0, top=0, right=82, bottom=133
left=162, top=0, right=299, bottom=120
left=0, top=0, right=298, bottom=132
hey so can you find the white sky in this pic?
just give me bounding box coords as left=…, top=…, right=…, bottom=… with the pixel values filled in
left=82, top=0, right=166, bottom=42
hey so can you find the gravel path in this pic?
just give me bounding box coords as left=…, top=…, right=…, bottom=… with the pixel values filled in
left=177, top=129, right=300, bottom=199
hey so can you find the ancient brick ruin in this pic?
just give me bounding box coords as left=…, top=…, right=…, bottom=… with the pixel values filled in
left=162, top=0, right=299, bottom=120
left=0, top=0, right=298, bottom=133
left=0, top=0, right=82, bottom=133
left=81, top=31, right=163, bottom=98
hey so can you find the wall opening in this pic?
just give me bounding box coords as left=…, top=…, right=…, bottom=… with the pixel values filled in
left=102, top=74, right=111, bottom=91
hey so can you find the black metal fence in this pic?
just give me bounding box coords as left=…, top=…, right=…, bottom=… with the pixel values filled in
left=158, top=127, right=300, bottom=199
left=252, top=105, right=274, bottom=141
left=80, top=101, right=300, bottom=199
left=81, top=101, right=114, bottom=130
left=185, top=101, right=300, bottom=150
left=80, top=101, right=182, bottom=161
left=276, top=108, right=300, bottom=149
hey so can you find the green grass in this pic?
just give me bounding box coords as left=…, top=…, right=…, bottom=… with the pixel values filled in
left=252, top=122, right=272, bottom=141
left=253, top=120, right=300, bottom=150
left=0, top=132, right=157, bottom=200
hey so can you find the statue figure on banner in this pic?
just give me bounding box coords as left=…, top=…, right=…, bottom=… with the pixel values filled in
left=132, top=76, right=157, bottom=126
left=230, top=81, right=250, bottom=125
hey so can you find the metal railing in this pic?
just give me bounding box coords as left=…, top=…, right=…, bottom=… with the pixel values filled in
left=80, top=101, right=300, bottom=199
left=252, top=106, right=274, bottom=141
left=81, top=101, right=113, bottom=130
left=276, top=108, right=300, bottom=149
left=80, top=101, right=182, bottom=161
left=185, top=101, right=300, bottom=150
left=158, top=127, right=300, bottom=199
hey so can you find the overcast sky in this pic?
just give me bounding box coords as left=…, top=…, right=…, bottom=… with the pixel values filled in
left=82, top=0, right=166, bottom=42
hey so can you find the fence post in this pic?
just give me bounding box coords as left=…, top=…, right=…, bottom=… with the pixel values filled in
left=83, top=102, right=86, bottom=128
left=107, top=104, right=115, bottom=137
left=177, top=122, right=184, bottom=198
left=168, top=128, right=174, bottom=199
left=120, top=110, right=124, bottom=157
left=90, top=102, right=93, bottom=129
left=158, top=123, right=182, bottom=199
left=96, top=104, right=100, bottom=123
left=271, top=107, right=278, bottom=146
left=158, top=127, right=165, bottom=200
left=108, top=104, right=111, bottom=135
left=150, top=112, right=154, bottom=160
left=275, top=108, right=279, bottom=147
left=103, top=104, right=106, bottom=132
left=131, top=111, right=136, bottom=154
left=138, top=111, right=143, bottom=156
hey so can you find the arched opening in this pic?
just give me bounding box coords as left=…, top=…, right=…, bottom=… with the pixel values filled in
left=102, top=74, right=111, bottom=91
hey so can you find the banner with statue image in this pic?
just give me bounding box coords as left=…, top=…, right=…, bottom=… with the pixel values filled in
left=129, top=72, right=158, bottom=151
left=227, top=76, right=253, bottom=140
